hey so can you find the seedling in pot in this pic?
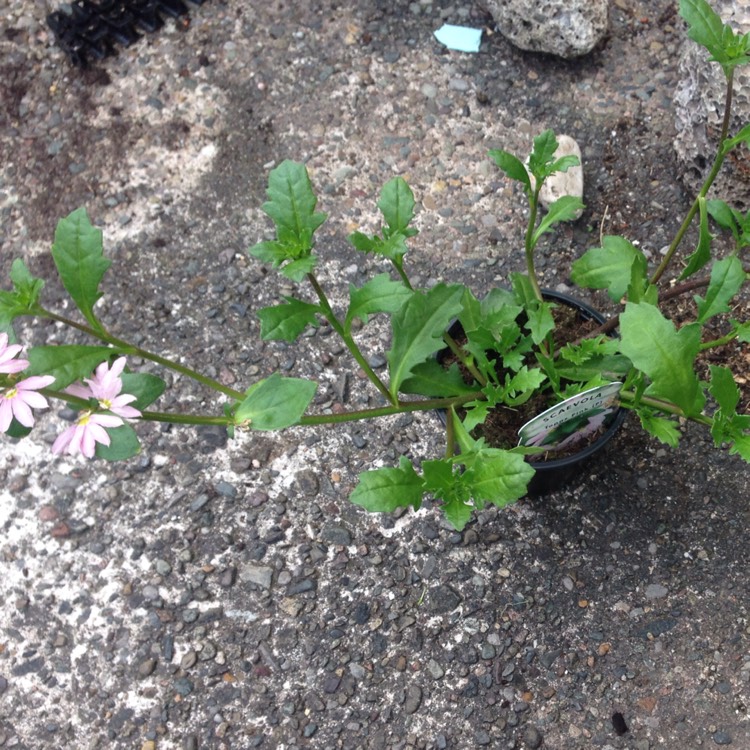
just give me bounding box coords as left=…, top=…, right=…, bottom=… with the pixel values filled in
left=1, top=0, right=748, bottom=531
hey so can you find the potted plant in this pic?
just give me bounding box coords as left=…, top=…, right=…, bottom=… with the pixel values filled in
left=0, top=0, right=748, bottom=531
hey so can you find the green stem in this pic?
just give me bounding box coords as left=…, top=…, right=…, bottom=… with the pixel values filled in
left=618, top=389, right=713, bottom=427
left=650, top=69, right=734, bottom=286
left=298, top=392, right=482, bottom=426
left=441, top=332, right=487, bottom=387
left=392, top=258, right=414, bottom=290
left=445, top=406, right=456, bottom=459
left=699, top=330, right=738, bottom=351
left=524, top=187, right=544, bottom=302
left=36, top=307, right=246, bottom=401
left=306, top=273, right=396, bottom=405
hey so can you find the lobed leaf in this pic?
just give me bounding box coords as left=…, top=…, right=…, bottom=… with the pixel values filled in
left=400, top=360, right=476, bottom=397
left=463, top=448, right=535, bottom=509
left=571, top=235, right=645, bottom=302
left=387, top=283, right=464, bottom=399
left=532, top=195, right=585, bottom=244
left=51, top=208, right=111, bottom=329
left=619, top=303, right=705, bottom=416
left=638, top=412, right=682, bottom=448
left=345, top=274, right=412, bottom=332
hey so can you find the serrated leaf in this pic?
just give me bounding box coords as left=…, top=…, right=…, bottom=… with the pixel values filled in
left=350, top=456, right=424, bottom=513
left=95, top=423, right=140, bottom=461
left=378, top=177, right=416, bottom=235
left=680, top=196, right=714, bottom=279
left=345, top=274, right=412, bottom=331
left=694, top=255, right=745, bottom=323
left=619, top=303, right=705, bottom=415
left=261, top=160, right=326, bottom=250
left=51, top=208, right=111, bottom=328
left=488, top=149, right=531, bottom=193
left=280, top=256, right=317, bottom=282
left=527, top=129, right=559, bottom=182
left=258, top=297, right=321, bottom=342
left=348, top=231, right=376, bottom=253
left=532, top=195, right=585, bottom=244
left=387, top=283, right=464, bottom=399
left=400, top=360, right=476, bottom=397
left=560, top=336, right=621, bottom=365
left=638, top=412, right=681, bottom=447
left=119, top=372, right=166, bottom=411
left=524, top=302, right=555, bottom=345
left=679, top=0, right=750, bottom=75
left=555, top=354, right=633, bottom=382
left=709, top=365, right=740, bottom=415
left=25, top=345, right=114, bottom=390
left=464, top=448, right=535, bottom=508
left=571, top=235, right=645, bottom=302
left=235, top=373, right=317, bottom=430
left=10, top=259, right=44, bottom=308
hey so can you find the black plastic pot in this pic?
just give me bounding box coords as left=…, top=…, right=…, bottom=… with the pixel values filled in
left=437, top=289, right=627, bottom=497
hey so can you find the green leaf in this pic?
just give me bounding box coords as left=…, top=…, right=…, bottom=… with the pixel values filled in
left=638, top=412, right=682, bottom=447
left=527, top=130, right=559, bottom=182
left=488, top=149, right=531, bottom=193
left=680, top=0, right=750, bottom=76
left=694, top=255, right=745, bottom=323
left=680, top=196, right=714, bottom=279
left=532, top=195, right=585, bottom=244
left=51, top=208, right=111, bottom=329
left=350, top=456, right=424, bottom=513
left=387, top=283, right=465, bottom=399
left=709, top=365, right=740, bottom=415
left=422, top=459, right=474, bottom=530
left=261, top=160, right=326, bottom=249
left=707, top=199, right=741, bottom=240
left=619, top=303, right=705, bottom=415
left=119, top=372, right=166, bottom=410
left=464, top=448, right=535, bottom=508
left=345, top=274, right=412, bottom=332
left=400, top=360, right=476, bottom=397
left=733, top=320, right=750, bottom=342
left=524, top=301, right=555, bottom=345
left=258, top=297, right=321, bottom=342
left=10, top=259, right=44, bottom=308
left=235, top=373, right=317, bottom=430
left=560, top=336, right=620, bottom=365
left=626, top=251, right=656, bottom=304
left=721, top=123, right=750, bottom=154
left=95, top=423, right=141, bottom=461
left=348, top=231, right=376, bottom=253
left=555, top=354, right=633, bottom=382
left=3, top=419, right=32, bottom=439
left=280, top=256, right=317, bottom=282
left=571, top=235, right=645, bottom=302
left=25, top=345, right=114, bottom=390
left=378, top=177, right=416, bottom=235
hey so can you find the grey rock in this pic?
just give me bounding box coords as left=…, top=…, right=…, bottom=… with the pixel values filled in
left=713, top=731, right=732, bottom=745
left=674, top=1, right=750, bottom=208
left=427, top=584, right=462, bottom=614
left=524, top=725, right=544, bottom=749
left=239, top=564, right=273, bottom=589
left=645, top=583, right=669, bottom=600
left=404, top=685, right=422, bottom=714
left=486, top=0, right=608, bottom=58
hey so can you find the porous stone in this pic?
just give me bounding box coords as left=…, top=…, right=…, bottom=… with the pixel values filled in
left=674, top=1, right=750, bottom=208
left=486, top=0, right=608, bottom=58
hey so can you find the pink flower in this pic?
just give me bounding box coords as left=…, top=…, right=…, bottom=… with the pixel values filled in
left=0, top=375, right=56, bottom=432
left=51, top=411, right=124, bottom=458
left=0, top=332, right=30, bottom=375
left=66, top=357, right=141, bottom=419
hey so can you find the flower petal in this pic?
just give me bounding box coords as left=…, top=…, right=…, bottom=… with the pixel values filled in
left=10, top=399, right=34, bottom=428
left=0, top=401, right=13, bottom=433
left=52, top=426, right=76, bottom=454
left=18, top=375, right=55, bottom=391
